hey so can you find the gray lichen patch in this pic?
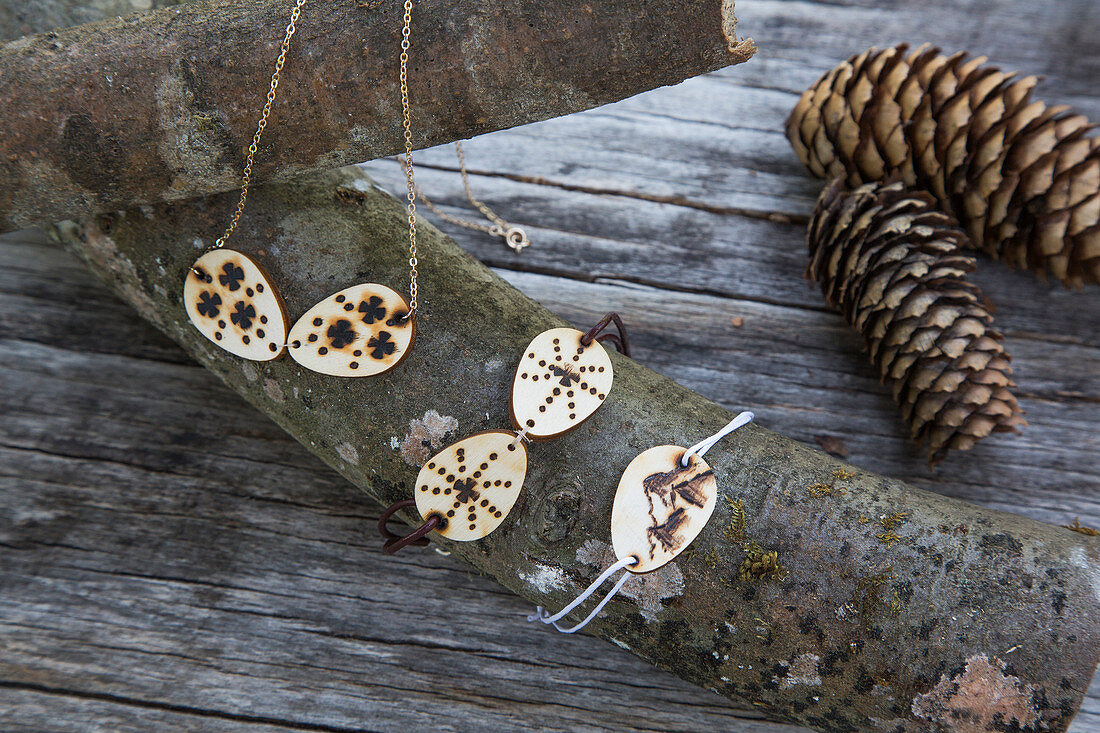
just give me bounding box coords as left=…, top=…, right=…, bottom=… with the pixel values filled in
left=576, top=539, right=684, bottom=622
left=398, top=409, right=459, bottom=466
left=910, top=654, right=1040, bottom=733
left=336, top=442, right=360, bottom=466
left=775, top=652, right=822, bottom=690
left=240, top=362, right=258, bottom=382
left=263, top=378, right=286, bottom=403
left=519, top=562, right=570, bottom=594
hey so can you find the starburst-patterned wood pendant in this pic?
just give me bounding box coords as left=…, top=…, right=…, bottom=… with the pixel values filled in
left=414, top=431, right=529, bottom=541
left=287, top=283, right=415, bottom=377
left=611, top=445, right=718, bottom=573
left=185, top=249, right=289, bottom=360
left=511, top=327, right=614, bottom=440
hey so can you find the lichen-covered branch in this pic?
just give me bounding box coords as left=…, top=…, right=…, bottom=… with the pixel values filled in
left=52, top=167, right=1099, bottom=732
left=0, top=0, right=755, bottom=231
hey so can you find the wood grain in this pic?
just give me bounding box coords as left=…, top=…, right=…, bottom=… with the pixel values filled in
left=2, top=0, right=1099, bottom=729
left=0, top=229, right=813, bottom=733
left=184, top=249, right=289, bottom=361
left=415, top=431, right=528, bottom=541
left=286, top=283, right=415, bottom=377
left=611, top=445, right=718, bottom=573
left=511, top=327, right=613, bottom=440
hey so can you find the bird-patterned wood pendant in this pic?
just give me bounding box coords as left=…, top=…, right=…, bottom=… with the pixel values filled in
left=287, top=283, right=416, bottom=377
left=414, top=431, right=528, bottom=541
left=185, top=249, right=289, bottom=360
left=511, top=327, right=614, bottom=441
left=611, top=445, right=718, bottom=573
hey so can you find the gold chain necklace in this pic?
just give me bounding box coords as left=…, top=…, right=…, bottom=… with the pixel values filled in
left=406, top=141, right=531, bottom=253
left=184, top=0, right=420, bottom=378
left=398, top=0, right=420, bottom=310
left=210, top=0, right=306, bottom=254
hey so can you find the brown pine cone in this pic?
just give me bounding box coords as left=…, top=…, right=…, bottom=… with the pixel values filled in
left=788, top=44, right=1100, bottom=288
left=807, top=179, right=1026, bottom=464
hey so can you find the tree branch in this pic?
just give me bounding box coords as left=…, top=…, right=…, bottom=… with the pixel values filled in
left=51, top=167, right=1100, bottom=733
left=0, top=0, right=754, bottom=231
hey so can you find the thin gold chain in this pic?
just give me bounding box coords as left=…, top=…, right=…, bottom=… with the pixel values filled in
left=406, top=142, right=532, bottom=252
left=213, top=0, right=308, bottom=250
left=208, top=0, right=420, bottom=314
left=399, top=0, right=419, bottom=313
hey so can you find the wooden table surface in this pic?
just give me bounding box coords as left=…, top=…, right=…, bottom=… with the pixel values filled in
left=1, top=0, right=1097, bottom=730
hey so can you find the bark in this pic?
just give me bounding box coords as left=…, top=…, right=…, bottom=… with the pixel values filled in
left=0, top=0, right=754, bottom=231
left=51, top=166, right=1100, bottom=733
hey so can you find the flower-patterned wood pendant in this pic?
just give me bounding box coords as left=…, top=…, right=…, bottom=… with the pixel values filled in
left=414, top=431, right=528, bottom=541
left=611, top=445, right=718, bottom=573
left=511, top=327, right=614, bottom=441
left=185, top=249, right=289, bottom=360
left=287, top=283, right=415, bottom=377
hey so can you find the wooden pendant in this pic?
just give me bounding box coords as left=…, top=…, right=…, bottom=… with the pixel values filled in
left=511, top=327, right=614, bottom=440
left=611, top=445, right=718, bottom=573
left=287, top=283, right=415, bottom=377
left=414, top=431, right=528, bottom=541
left=184, top=249, right=288, bottom=361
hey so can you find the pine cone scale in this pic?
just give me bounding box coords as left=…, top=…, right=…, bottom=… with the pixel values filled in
left=806, top=179, right=1025, bottom=463
left=788, top=44, right=1100, bottom=287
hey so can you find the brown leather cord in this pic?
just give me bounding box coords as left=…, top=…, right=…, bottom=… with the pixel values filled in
left=377, top=498, right=441, bottom=554
left=381, top=313, right=629, bottom=556
left=580, top=312, right=631, bottom=356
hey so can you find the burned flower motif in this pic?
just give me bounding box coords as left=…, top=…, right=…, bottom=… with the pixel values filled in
left=230, top=301, right=256, bottom=330
left=452, top=478, right=480, bottom=504
left=358, top=295, right=386, bottom=324
left=548, top=363, right=581, bottom=387
left=196, top=291, right=222, bottom=318
left=327, top=319, right=357, bottom=349
left=219, top=262, right=245, bottom=291
left=368, top=331, right=396, bottom=359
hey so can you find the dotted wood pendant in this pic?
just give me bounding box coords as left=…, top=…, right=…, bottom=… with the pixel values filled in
left=414, top=431, right=528, bottom=541
left=511, top=327, right=613, bottom=441
left=287, top=283, right=415, bottom=377
left=611, top=446, right=718, bottom=573
left=184, top=249, right=289, bottom=360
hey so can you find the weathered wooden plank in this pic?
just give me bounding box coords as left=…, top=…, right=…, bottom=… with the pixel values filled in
left=1, top=227, right=1096, bottom=731
left=364, top=160, right=1100, bottom=345
left=0, top=0, right=183, bottom=41
left=0, top=688, right=302, bottom=733
left=2, top=0, right=1098, bottom=727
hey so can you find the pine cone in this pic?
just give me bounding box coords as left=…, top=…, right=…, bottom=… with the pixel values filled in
left=807, top=179, right=1026, bottom=463
left=788, top=44, right=1100, bottom=288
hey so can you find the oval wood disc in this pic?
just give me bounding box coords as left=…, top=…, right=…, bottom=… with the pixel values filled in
left=511, top=327, right=613, bottom=440
left=414, top=431, right=528, bottom=542
left=287, top=283, right=415, bottom=377
left=184, top=249, right=288, bottom=361
left=611, top=445, right=717, bottom=573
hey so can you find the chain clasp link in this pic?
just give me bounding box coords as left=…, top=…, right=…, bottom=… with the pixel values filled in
left=490, top=224, right=530, bottom=252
